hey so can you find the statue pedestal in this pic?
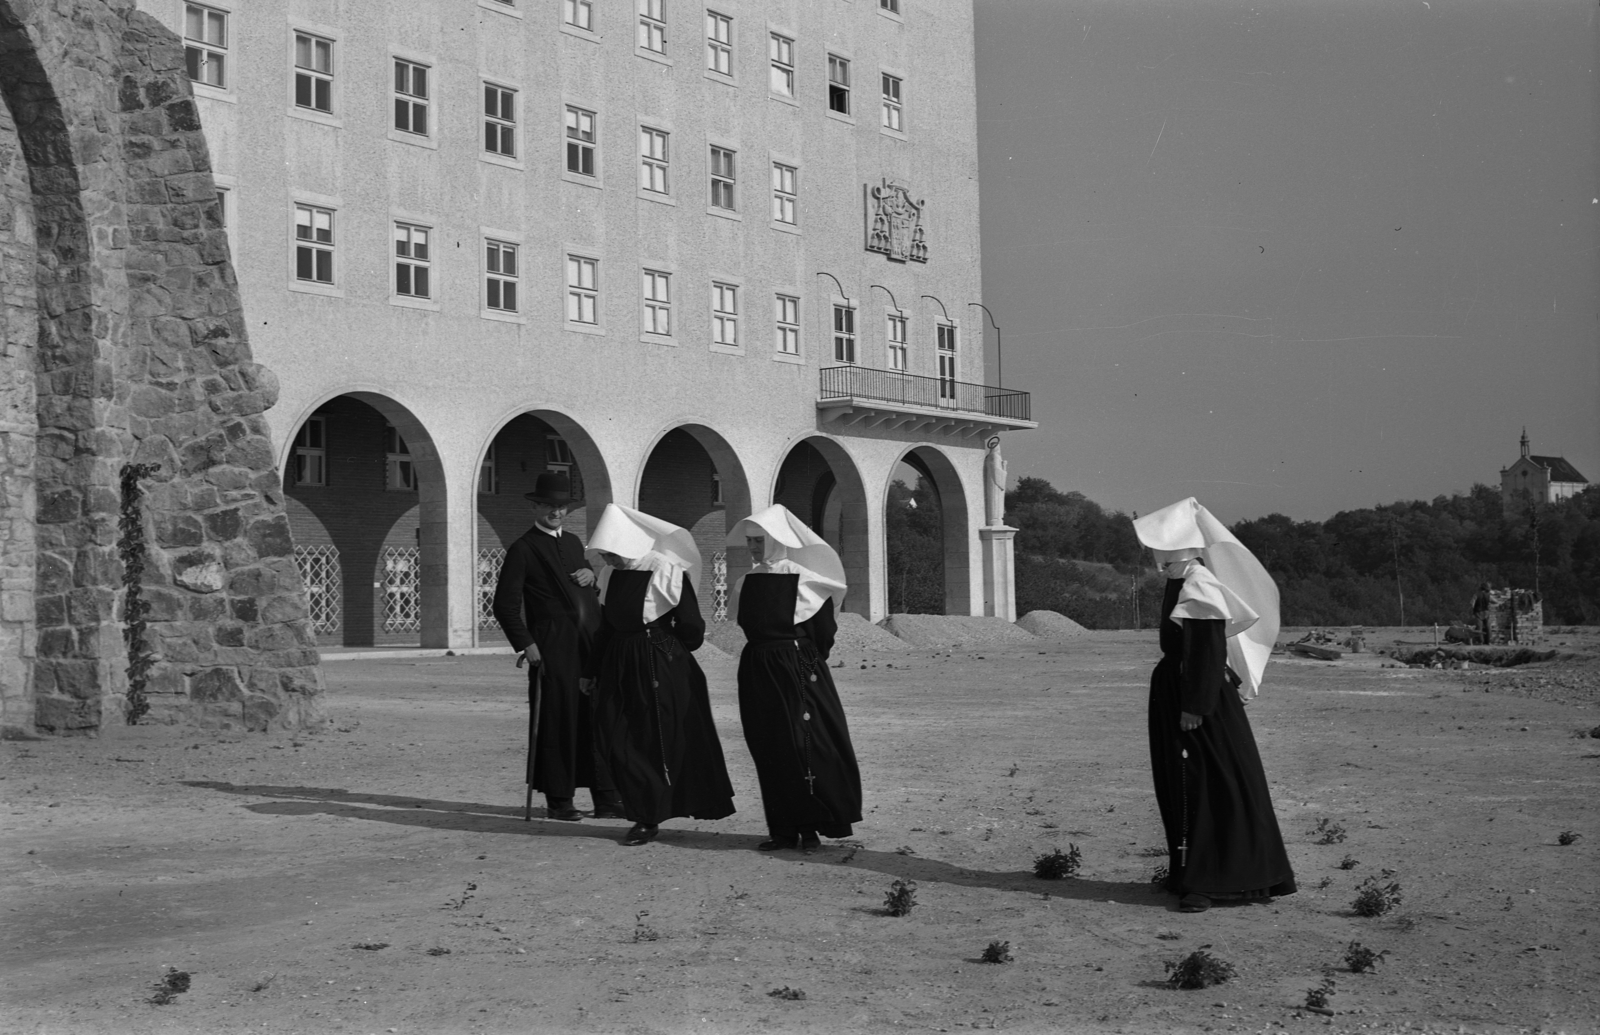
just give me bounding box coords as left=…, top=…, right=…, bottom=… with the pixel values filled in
left=979, top=525, right=1018, bottom=622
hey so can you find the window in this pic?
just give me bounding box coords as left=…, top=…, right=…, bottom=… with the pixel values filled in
left=711, top=471, right=723, bottom=505
left=393, top=59, right=429, bottom=135
left=184, top=4, right=227, bottom=87
left=567, top=255, right=599, bottom=324
left=292, top=416, right=326, bottom=487
left=887, top=313, right=908, bottom=370
left=294, top=204, right=334, bottom=284
left=706, top=11, right=732, bottom=76
left=712, top=282, right=739, bottom=346
left=771, top=163, right=797, bottom=224
left=775, top=294, right=800, bottom=355
left=565, top=106, right=596, bottom=176
left=881, top=74, right=903, bottom=131
left=564, top=0, right=593, bottom=30
left=828, top=54, right=850, bottom=114
left=479, top=442, right=498, bottom=495
left=484, top=84, right=517, bottom=157
left=832, top=304, right=856, bottom=363
left=294, top=32, right=334, bottom=113
left=937, top=323, right=957, bottom=399
left=385, top=424, right=417, bottom=491
left=638, top=0, right=666, bottom=52
left=643, top=270, right=672, bottom=335
left=880, top=0, right=900, bottom=12
left=394, top=223, right=431, bottom=299
left=214, top=185, right=230, bottom=230
left=769, top=33, right=794, bottom=96
left=710, top=146, right=736, bottom=210
left=640, top=128, right=669, bottom=193
left=486, top=240, right=519, bottom=312
left=546, top=435, right=575, bottom=473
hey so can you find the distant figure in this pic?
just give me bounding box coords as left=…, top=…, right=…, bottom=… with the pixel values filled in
left=728, top=505, right=861, bottom=852
left=1134, top=498, right=1296, bottom=913
left=1471, top=582, right=1492, bottom=645
left=983, top=435, right=1008, bottom=526
left=585, top=505, right=734, bottom=846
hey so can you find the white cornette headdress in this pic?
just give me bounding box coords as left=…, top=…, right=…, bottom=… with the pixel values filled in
left=726, top=504, right=848, bottom=623
left=1133, top=497, right=1280, bottom=700
left=586, top=504, right=702, bottom=624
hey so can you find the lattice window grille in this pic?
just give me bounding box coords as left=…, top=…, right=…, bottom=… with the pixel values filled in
left=711, top=550, right=728, bottom=622
left=477, top=547, right=506, bottom=630
left=293, top=545, right=342, bottom=634
left=382, top=546, right=422, bottom=633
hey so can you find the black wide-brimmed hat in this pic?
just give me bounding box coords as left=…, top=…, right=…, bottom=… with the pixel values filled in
left=523, top=470, right=582, bottom=506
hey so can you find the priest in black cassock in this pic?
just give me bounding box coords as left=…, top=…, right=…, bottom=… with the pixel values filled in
left=726, top=504, right=861, bottom=852
left=492, top=471, right=622, bottom=821
left=1134, top=497, right=1296, bottom=913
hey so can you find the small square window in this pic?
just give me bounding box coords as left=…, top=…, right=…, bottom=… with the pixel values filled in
left=184, top=4, right=228, bottom=88
left=769, top=33, right=794, bottom=96
left=484, top=84, right=517, bottom=157
left=394, top=59, right=429, bottom=136
left=639, top=0, right=666, bottom=53
left=394, top=222, right=431, bottom=299
left=827, top=54, right=850, bottom=115
left=486, top=240, right=519, bottom=312
left=294, top=203, right=334, bottom=284
left=566, top=105, right=597, bottom=177
left=882, top=74, right=903, bottom=131
left=710, top=146, right=736, bottom=210
left=294, top=32, right=334, bottom=113
left=567, top=255, right=599, bottom=324
left=775, top=294, right=800, bottom=355
left=712, top=282, right=739, bottom=346
left=771, top=163, right=797, bottom=224
left=706, top=11, right=732, bottom=76
left=643, top=269, right=672, bottom=336
left=640, top=127, right=669, bottom=193
left=564, top=0, right=593, bottom=30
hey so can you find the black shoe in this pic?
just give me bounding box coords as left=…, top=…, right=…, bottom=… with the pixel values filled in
left=757, top=837, right=798, bottom=851
left=547, top=806, right=583, bottom=821
left=799, top=833, right=822, bottom=853
left=625, top=824, right=659, bottom=846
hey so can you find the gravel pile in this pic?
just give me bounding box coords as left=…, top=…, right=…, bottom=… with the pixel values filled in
left=882, top=614, right=1038, bottom=649
left=1016, top=610, right=1090, bottom=640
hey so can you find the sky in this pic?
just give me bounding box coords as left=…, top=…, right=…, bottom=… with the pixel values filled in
left=972, top=0, right=1599, bottom=523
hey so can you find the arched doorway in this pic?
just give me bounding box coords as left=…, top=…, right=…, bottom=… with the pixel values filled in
left=884, top=446, right=970, bottom=615
left=637, top=423, right=751, bottom=621
left=772, top=436, right=870, bottom=617
left=281, top=393, right=446, bottom=647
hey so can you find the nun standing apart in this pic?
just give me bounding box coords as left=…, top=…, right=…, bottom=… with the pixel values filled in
left=727, top=505, right=862, bottom=852
left=1133, top=497, right=1297, bottom=913
left=585, top=504, right=735, bottom=846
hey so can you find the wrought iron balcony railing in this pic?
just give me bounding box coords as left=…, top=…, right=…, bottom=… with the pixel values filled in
left=819, top=365, right=1031, bottom=422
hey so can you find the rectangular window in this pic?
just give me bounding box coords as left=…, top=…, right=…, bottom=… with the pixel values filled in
left=478, top=442, right=498, bottom=495
left=880, top=0, right=900, bottom=12
left=771, top=163, right=797, bottom=224
left=712, top=282, right=739, bottom=346
left=393, top=223, right=431, bottom=299
left=294, top=32, right=334, bottom=113
left=775, top=294, right=800, bottom=355
left=769, top=33, right=794, bottom=96
left=293, top=416, right=326, bottom=487
left=640, top=127, right=669, bottom=193
left=294, top=204, right=334, bottom=284
left=711, top=471, right=723, bottom=506
left=546, top=435, right=575, bottom=471
left=638, top=0, right=666, bottom=53
left=567, top=255, right=599, bottom=324
left=881, top=73, right=903, bottom=131
left=565, top=106, right=596, bottom=177
left=393, top=59, right=429, bottom=136
left=710, top=146, right=736, bottom=210
left=184, top=4, right=227, bottom=87
left=484, top=84, right=517, bottom=157
left=384, top=424, right=417, bottom=491
left=827, top=54, right=850, bottom=114
left=643, top=269, right=672, bottom=335
left=887, top=313, right=908, bottom=370
left=706, top=11, right=732, bottom=76
left=937, top=323, right=958, bottom=399
left=564, top=0, right=593, bottom=30
left=486, top=240, right=519, bottom=312
left=832, top=304, right=856, bottom=364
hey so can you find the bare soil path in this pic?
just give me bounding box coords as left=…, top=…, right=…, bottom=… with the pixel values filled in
left=2, top=632, right=1597, bottom=1035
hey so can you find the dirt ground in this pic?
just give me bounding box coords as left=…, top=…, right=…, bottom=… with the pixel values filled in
left=3, top=629, right=1598, bottom=1035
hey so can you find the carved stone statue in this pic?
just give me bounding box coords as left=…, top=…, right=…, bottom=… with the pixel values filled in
left=983, top=436, right=1008, bottom=527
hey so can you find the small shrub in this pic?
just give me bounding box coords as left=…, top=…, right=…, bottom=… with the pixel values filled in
left=1316, top=876, right=1333, bottom=890
left=1007, top=764, right=1020, bottom=777
left=1557, top=831, right=1581, bottom=846
left=352, top=942, right=389, bottom=951
left=1164, top=947, right=1236, bottom=990
left=1337, top=854, right=1358, bottom=870
left=1150, top=864, right=1170, bottom=886
left=1304, top=977, right=1336, bottom=1011
left=884, top=878, right=918, bottom=917
left=633, top=911, right=659, bottom=942
left=1351, top=876, right=1403, bottom=917
left=1033, top=845, right=1081, bottom=879
left=1343, top=941, right=1389, bottom=973
left=767, top=986, right=806, bottom=1001
left=1311, top=818, right=1347, bottom=845
left=980, top=940, right=1013, bottom=964
left=147, top=967, right=191, bottom=1006
left=425, top=947, right=452, bottom=956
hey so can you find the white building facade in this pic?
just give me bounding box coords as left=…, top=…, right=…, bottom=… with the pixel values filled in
left=135, top=0, right=1033, bottom=647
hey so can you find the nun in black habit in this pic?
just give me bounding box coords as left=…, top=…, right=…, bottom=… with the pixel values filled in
left=727, top=505, right=862, bottom=852
left=585, top=504, right=735, bottom=846
left=1135, top=497, right=1296, bottom=912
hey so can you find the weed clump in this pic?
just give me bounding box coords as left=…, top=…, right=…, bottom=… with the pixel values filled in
left=1343, top=941, right=1389, bottom=973
left=980, top=940, right=1013, bottom=964
left=147, top=967, right=191, bottom=1006
left=1164, top=946, right=1236, bottom=990
left=767, top=986, right=806, bottom=1001
left=425, top=947, right=452, bottom=956
left=1310, top=818, right=1347, bottom=845
left=884, top=878, right=918, bottom=917
left=633, top=911, right=659, bottom=942
left=1557, top=831, right=1581, bottom=846
left=352, top=942, right=389, bottom=951
left=1150, top=864, right=1170, bottom=886
left=1033, top=845, right=1081, bottom=879
left=1337, top=854, right=1358, bottom=870
left=1351, top=875, right=1403, bottom=917
left=1303, top=977, right=1336, bottom=1012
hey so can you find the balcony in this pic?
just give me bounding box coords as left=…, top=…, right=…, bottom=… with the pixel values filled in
left=817, top=365, right=1037, bottom=438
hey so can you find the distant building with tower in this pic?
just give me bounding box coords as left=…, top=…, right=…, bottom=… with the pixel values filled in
left=1500, top=430, right=1588, bottom=518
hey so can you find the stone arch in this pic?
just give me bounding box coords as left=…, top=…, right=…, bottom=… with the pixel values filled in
left=636, top=421, right=753, bottom=619
left=771, top=434, right=871, bottom=618
left=884, top=444, right=971, bottom=616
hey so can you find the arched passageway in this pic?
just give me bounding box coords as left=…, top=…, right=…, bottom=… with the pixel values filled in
left=637, top=424, right=751, bottom=621
left=884, top=446, right=970, bottom=615
left=772, top=437, right=870, bottom=617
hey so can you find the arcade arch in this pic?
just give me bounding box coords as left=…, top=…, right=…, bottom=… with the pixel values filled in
left=884, top=445, right=971, bottom=615
left=771, top=436, right=871, bottom=618
left=636, top=423, right=752, bottom=620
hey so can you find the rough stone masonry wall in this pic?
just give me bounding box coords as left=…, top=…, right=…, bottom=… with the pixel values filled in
left=0, top=99, right=37, bottom=728
left=0, top=0, right=323, bottom=734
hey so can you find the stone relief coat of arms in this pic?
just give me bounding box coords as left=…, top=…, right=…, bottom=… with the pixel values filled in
left=865, top=179, right=928, bottom=263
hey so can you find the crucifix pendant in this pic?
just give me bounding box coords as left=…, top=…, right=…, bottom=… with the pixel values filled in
left=804, top=770, right=817, bottom=795
left=1179, top=838, right=1188, bottom=867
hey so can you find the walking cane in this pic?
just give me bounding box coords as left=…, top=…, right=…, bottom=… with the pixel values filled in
left=521, top=655, right=543, bottom=821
